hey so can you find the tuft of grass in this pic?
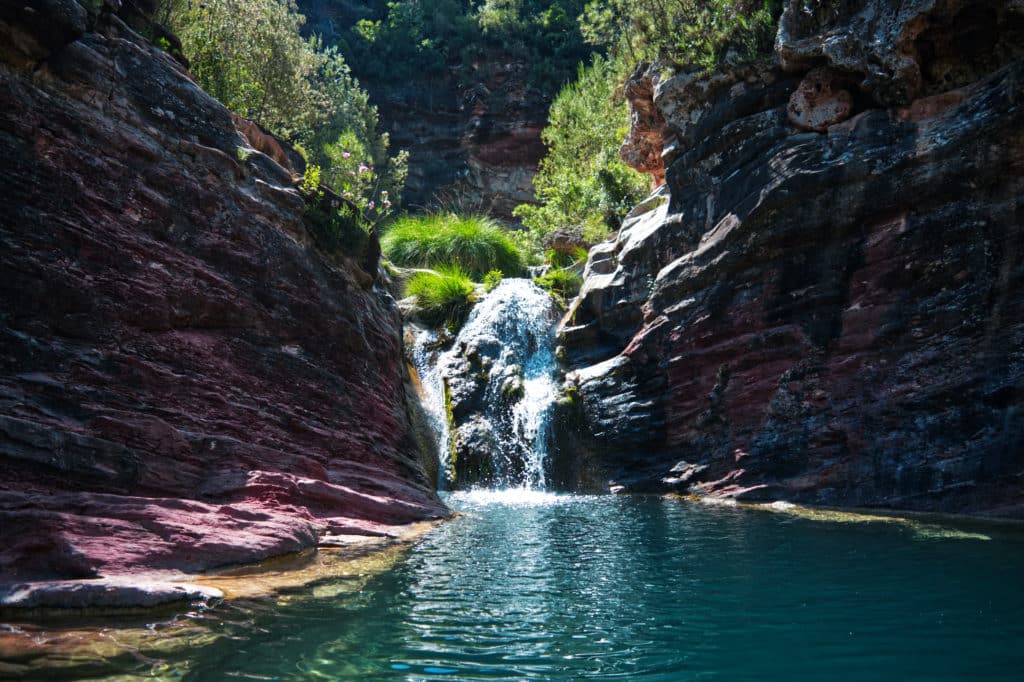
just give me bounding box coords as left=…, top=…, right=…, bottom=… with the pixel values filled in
left=382, top=213, right=526, bottom=279
left=405, top=266, right=478, bottom=330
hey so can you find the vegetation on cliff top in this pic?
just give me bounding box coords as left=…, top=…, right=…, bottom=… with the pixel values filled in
left=580, top=0, right=781, bottom=71
left=300, top=0, right=594, bottom=98
left=162, top=0, right=407, bottom=229
left=515, top=1, right=782, bottom=255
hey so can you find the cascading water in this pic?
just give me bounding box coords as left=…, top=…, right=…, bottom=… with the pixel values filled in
left=407, top=326, right=453, bottom=486
left=409, top=279, right=558, bottom=490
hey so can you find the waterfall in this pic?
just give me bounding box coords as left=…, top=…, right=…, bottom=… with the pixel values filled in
left=408, top=326, right=454, bottom=487
left=409, top=279, right=558, bottom=490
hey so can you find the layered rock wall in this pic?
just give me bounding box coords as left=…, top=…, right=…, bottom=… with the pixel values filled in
left=368, top=62, right=548, bottom=221
left=555, top=0, right=1024, bottom=516
left=0, top=1, right=445, bottom=586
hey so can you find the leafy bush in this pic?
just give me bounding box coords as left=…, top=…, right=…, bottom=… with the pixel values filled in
left=163, top=0, right=408, bottom=218
left=579, top=0, right=781, bottom=72
left=405, top=266, right=478, bottom=330
left=299, top=166, right=369, bottom=257
left=534, top=267, right=582, bottom=305
left=382, top=214, right=526, bottom=279
left=513, top=55, right=647, bottom=246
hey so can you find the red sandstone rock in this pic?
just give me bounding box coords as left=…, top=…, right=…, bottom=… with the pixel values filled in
left=620, top=64, right=667, bottom=188
left=0, top=1, right=446, bottom=593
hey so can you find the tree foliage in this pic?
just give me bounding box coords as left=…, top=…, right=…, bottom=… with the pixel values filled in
left=579, top=0, right=781, bottom=71
left=309, top=0, right=593, bottom=99
left=163, top=0, right=407, bottom=226
left=513, top=55, right=647, bottom=245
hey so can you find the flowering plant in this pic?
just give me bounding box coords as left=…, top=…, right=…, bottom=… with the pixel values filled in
left=320, top=130, right=406, bottom=227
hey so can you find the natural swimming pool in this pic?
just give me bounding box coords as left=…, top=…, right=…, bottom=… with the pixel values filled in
left=18, top=490, right=1021, bottom=681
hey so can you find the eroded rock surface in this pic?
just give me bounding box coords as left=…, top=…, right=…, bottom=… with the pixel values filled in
left=555, top=1, right=1024, bottom=516
left=620, top=63, right=667, bottom=188
left=0, top=0, right=446, bottom=595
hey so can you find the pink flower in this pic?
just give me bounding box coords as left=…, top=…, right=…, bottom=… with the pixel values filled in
left=358, top=164, right=369, bottom=174
left=368, top=201, right=375, bottom=209
left=380, top=190, right=388, bottom=196
left=342, top=151, right=351, bottom=158
left=383, top=199, right=392, bottom=208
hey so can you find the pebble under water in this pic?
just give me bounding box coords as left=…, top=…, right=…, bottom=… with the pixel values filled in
left=83, top=491, right=1024, bottom=681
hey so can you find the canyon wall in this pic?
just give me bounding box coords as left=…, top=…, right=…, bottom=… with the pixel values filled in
left=555, top=0, right=1024, bottom=516
left=367, top=65, right=548, bottom=221
left=296, top=1, right=562, bottom=222
left=0, top=0, right=445, bottom=591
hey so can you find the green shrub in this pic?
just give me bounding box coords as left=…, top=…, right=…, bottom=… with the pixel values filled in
left=579, top=0, right=781, bottom=72
left=382, top=213, right=526, bottom=279
left=513, top=55, right=647, bottom=246
left=534, top=267, right=582, bottom=305
left=483, top=270, right=504, bottom=292
left=405, top=266, right=478, bottom=330
left=164, top=0, right=408, bottom=217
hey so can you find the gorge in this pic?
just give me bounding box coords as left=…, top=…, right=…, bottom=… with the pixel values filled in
left=1, top=0, right=1023, bottom=678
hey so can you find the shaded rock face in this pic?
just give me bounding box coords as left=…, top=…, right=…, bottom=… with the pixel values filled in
left=0, top=1, right=445, bottom=585
left=372, top=62, right=548, bottom=221
left=555, top=1, right=1024, bottom=516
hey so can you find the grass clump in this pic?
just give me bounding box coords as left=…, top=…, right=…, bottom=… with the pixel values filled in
left=405, top=266, right=478, bottom=330
left=382, top=213, right=526, bottom=279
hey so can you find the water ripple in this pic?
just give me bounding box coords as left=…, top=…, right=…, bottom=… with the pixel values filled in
left=52, top=495, right=1024, bottom=682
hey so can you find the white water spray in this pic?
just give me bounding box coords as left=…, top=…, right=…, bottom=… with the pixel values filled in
left=409, top=279, right=558, bottom=490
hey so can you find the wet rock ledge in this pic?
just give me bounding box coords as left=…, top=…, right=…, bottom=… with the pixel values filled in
left=0, top=0, right=446, bottom=609
left=553, top=0, right=1024, bottom=517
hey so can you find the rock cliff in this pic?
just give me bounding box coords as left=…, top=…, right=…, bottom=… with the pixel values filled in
left=555, top=0, right=1024, bottom=516
left=295, top=1, right=560, bottom=222
left=0, top=0, right=445, bottom=595
left=370, top=65, right=548, bottom=221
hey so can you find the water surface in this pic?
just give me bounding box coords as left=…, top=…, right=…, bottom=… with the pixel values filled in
left=140, top=492, right=1024, bottom=680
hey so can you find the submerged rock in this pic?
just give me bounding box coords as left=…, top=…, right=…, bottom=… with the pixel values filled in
left=556, top=0, right=1024, bottom=516
left=0, top=0, right=446, bottom=594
